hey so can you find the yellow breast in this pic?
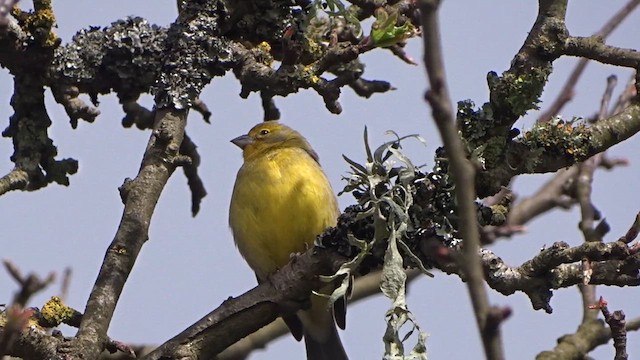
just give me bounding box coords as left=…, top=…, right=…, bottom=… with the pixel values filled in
left=229, top=147, right=339, bottom=280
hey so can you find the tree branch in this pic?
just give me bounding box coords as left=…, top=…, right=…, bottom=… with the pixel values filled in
left=0, top=169, right=28, bottom=196
left=537, top=0, right=640, bottom=123
left=563, top=36, right=640, bottom=70
left=69, top=108, right=188, bottom=360
left=216, top=269, right=421, bottom=360
left=142, top=248, right=349, bottom=360
left=0, top=319, right=59, bottom=360
left=536, top=306, right=639, bottom=360
left=434, top=238, right=639, bottom=314
left=419, top=0, right=506, bottom=359
left=3, top=260, right=55, bottom=307
left=596, top=299, right=629, bottom=360
left=477, top=100, right=640, bottom=197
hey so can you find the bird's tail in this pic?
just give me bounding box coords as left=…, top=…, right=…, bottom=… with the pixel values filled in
left=298, top=293, right=349, bottom=360
left=304, top=322, right=348, bottom=360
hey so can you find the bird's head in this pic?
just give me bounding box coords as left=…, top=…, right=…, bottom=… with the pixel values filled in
left=231, top=121, right=319, bottom=162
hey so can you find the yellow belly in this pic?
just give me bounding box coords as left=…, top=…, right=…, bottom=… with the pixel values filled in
left=229, top=147, right=339, bottom=280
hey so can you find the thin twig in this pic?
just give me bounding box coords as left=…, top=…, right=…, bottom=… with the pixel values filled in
left=419, top=1, right=505, bottom=359
left=596, top=75, right=618, bottom=121
left=3, top=260, right=56, bottom=307
left=591, top=297, right=628, bottom=360
left=611, top=75, right=638, bottom=115
left=577, top=74, right=619, bottom=243
left=59, top=268, right=72, bottom=303
left=576, top=153, right=600, bottom=322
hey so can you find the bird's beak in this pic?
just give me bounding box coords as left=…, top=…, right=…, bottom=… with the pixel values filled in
left=231, top=134, right=253, bottom=149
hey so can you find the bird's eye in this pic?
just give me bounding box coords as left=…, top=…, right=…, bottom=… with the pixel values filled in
left=259, top=129, right=270, bottom=136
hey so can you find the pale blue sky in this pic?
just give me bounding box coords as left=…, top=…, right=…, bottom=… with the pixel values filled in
left=1, top=2, right=639, bottom=359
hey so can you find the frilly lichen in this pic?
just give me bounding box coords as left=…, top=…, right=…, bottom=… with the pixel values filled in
left=520, top=116, right=591, bottom=160
left=333, top=128, right=434, bottom=359
left=40, top=296, right=76, bottom=328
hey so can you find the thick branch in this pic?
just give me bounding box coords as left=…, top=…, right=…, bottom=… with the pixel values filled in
left=436, top=240, right=639, bottom=314
left=485, top=0, right=567, bottom=124
left=536, top=102, right=640, bottom=172
left=536, top=318, right=608, bottom=360
left=537, top=0, right=640, bottom=123
left=506, top=167, right=578, bottom=226
left=70, top=109, right=187, bottom=360
left=2, top=71, right=78, bottom=195
left=536, top=314, right=640, bottom=360
left=564, top=36, right=640, bottom=69
left=217, top=269, right=421, bottom=360
left=476, top=100, right=640, bottom=196
left=0, top=324, right=59, bottom=360
left=0, top=169, right=28, bottom=196
left=142, top=248, right=349, bottom=360
left=230, top=41, right=365, bottom=114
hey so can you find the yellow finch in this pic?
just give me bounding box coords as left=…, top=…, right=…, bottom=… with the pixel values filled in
left=229, top=121, right=348, bottom=360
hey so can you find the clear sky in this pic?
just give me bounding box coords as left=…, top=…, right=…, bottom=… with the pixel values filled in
left=1, top=1, right=639, bottom=359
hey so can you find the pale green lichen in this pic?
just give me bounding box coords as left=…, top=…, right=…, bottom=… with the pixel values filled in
left=488, top=64, right=552, bottom=119
left=489, top=204, right=508, bottom=225
left=480, top=136, right=508, bottom=170
left=336, top=129, right=432, bottom=359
